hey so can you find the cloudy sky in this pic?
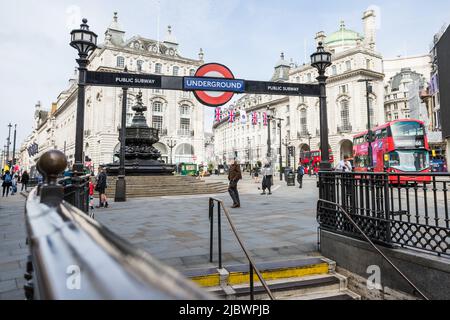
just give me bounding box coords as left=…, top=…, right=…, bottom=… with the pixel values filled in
left=1, top=0, right=450, bottom=148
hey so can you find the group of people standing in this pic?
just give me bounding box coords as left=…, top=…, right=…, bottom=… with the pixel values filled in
left=1, top=169, right=29, bottom=197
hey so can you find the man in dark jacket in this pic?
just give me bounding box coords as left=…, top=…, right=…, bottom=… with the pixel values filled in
left=297, top=164, right=305, bottom=189
left=21, top=171, right=30, bottom=191
left=228, top=159, right=242, bottom=208
left=96, top=167, right=109, bottom=208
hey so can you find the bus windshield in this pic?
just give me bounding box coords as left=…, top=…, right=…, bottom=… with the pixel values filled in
left=391, top=121, right=425, bottom=148
left=387, top=150, right=430, bottom=172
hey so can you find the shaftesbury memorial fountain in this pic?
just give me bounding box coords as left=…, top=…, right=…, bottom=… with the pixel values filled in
left=106, top=91, right=175, bottom=176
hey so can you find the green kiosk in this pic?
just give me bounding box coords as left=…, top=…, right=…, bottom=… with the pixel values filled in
left=181, top=163, right=198, bottom=176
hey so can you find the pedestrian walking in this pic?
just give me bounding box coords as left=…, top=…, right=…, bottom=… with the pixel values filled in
left=297, top=164, right=305, bottom=189
left=228, top=159, right=242, bottom=208
left=21, top=171, right=30, bottom=191
left=10, top=173, right=18, bottom=195
left=2, top=170, right=12, bottom=197
left=261, top=162, right=273, bottom=195
left=95, top=166, right=109, bottom=208
left=253, top=166, right=260, bottom=184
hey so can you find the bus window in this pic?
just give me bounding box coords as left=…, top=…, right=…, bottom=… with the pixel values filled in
left=387, top=150, right=430, bottom=172
left=391, top=121, right=425, bottom=148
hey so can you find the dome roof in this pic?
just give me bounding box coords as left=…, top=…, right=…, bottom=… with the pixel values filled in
left=325, top=21, right=363, bottom=48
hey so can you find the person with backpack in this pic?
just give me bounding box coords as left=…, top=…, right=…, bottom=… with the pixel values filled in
left=228, top=159, right=242, bottom=208
left=95, top=166, right=109, bottom=208
left=297, top=164, right=305, bottom=189
left=2, top=170, right=12, bottom=197
left=260, top=162, right=274, bottom=195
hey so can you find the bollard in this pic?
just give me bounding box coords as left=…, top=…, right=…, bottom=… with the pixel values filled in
left=37, top=150, right=68, bottom=207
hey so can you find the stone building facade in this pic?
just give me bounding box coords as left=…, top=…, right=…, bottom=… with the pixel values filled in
left=19, top=13, right=208, bottom=174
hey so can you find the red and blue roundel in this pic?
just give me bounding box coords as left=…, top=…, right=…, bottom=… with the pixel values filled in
left=189, top=63, right=240, bottom=107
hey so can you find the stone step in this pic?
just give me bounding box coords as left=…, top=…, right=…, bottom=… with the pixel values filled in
left=185, top=257, right=360, bottom=301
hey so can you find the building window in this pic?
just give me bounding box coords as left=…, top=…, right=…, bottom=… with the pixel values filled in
left=394, top=113, right=399, bottom=120
left=180, top=118, right=190, bottom=134
left=394, top=103, right=398, bottom=111
left=307, top=73, right=312, bottom=82
left=346, top=60, right=351, bottom=71
left=155, top=63, right=162, bottom=74
left=173, top=66, right=179, bottom=76
left=340, top=100, right=350, bottom=128
left=117, top=56, right=125, bottom=68
left=393, top=94, right=398, bottom=99
left=286, top=116, right=290, bottom=126
left=332, top=65, right=337, bottom=75
left=137, top=60, right=144, bottom=72
left=286, top=105, right=290, bottom=113
left=189, top=69, right=196, bottom=76
left=180, top=105, right=190, bottom=116
left=300, top=108, right=307, bottom=134
left=404, top=112, right=410, bottom=119
left=339, top=85, right=348, bottom=94
left=152, top=115, right=163, bottom=130
left=366, top=59, right=371, bottom=69
left=153, top=101, right=163, bottom=113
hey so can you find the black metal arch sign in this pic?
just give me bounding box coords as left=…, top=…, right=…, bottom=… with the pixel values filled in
left=85, top=63, right=321, bottom=107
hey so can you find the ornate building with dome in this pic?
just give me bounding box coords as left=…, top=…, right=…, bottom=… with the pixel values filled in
left=19, top=13, right=208, bottom=174
left=213, top=9, right=385, bottom=170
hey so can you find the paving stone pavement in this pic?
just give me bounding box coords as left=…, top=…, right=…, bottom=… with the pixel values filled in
left=0, top=193, right=27, bottom=300
left=95, top=175, right=321, bottom=272
left=0, top=176, right=320, bottom=299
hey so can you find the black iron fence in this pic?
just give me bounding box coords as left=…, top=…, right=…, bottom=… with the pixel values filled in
left=317, top=172, right=450, bottom=257
left=58, top=174, right=91, bottom=213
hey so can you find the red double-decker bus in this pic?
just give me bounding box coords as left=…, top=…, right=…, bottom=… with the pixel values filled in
left=300, top=150, right=334, bottom=174
left=353, top=119, right=431, bottom=182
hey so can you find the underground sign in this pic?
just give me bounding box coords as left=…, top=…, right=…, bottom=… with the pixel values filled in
left=183, top=63, right=244, bottom=107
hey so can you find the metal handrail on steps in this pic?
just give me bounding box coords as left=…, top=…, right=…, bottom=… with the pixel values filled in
left=317, top=199, right=429, bottom=300
left=209, top=198, right=275, bottom=300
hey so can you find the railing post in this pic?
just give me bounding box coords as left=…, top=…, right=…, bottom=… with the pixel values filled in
left=37, top=150, right=68, bottom=208
left=249, top=263, right=254, bottom=300
left=209, top=199, right=214, bottom=263
left=383, top=173, right=392, bottom=244
left=218, top=201, right=222, bottom=269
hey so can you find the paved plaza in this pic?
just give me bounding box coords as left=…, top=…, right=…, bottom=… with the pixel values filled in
left=0, top=194, right=28, bottom=300
left=95, top=175, right=321, bottom=272
left=0, top=175, right=321, bottom=299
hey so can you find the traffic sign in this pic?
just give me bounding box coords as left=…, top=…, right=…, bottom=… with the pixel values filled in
left=190, top=63, right=237, bottom=107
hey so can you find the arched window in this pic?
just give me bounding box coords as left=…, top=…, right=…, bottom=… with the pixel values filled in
left=340, top=100, right=350, bottom=130
left=117, top=56, right=125, bottom=68
left=300, top=108, right=307, bottom=135
left=155, top=63, right=162, bottom=74
left=173, top=66, right=179, bottom=76
left=332, top=65, right=337, bottom=75
left=180, top=105, right=190, bottom=116
left=153, top=101, right=163, bottom=113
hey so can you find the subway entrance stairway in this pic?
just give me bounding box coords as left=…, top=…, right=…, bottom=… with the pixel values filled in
left=185, top=257, right=361, bottom=300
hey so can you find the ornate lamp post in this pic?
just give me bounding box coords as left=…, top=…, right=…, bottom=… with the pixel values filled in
left=311, top=42, right=332, bottom=171
left=167, top=138, right=177, bottom=165
left=358, top=79, right=374, bottom=170
left=266, top=108, right=272, bottom=160
left=70, top=19, right=98, bottom=174
left=6, top=123, right=12, bottom=166
left=12, top=124, right=17, bottom=167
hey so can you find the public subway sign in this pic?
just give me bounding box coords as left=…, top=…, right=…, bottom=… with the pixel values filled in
left=85, top=71, right=162, bottom=88
left=84, top=63, right=321, bottom=107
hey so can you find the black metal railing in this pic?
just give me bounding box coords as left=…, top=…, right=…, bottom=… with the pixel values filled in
left=209, top=198, right=275, bottom=300
left=317, top=199, right=428, bottom=300
left=317, top=172, right=450, bottom=257
left=58, top=174, right=90, bottom=214
left=24, top=150, right=212, bottom=300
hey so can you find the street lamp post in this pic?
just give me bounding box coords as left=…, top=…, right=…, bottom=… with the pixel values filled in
left=266, top=108, right=272, bottom=160
left=167, top=138, right=177, bottom=164
left=6, top=123, right=12, bottom=165
left=70, top=19, right=98, bottom=175
left=115, top=87, right=128, bottom=202
left=311, top=42, right=332, bottom=171
left=12, top=124, right=17, bottom=167
left=359, top=79, right=374, bottom=170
